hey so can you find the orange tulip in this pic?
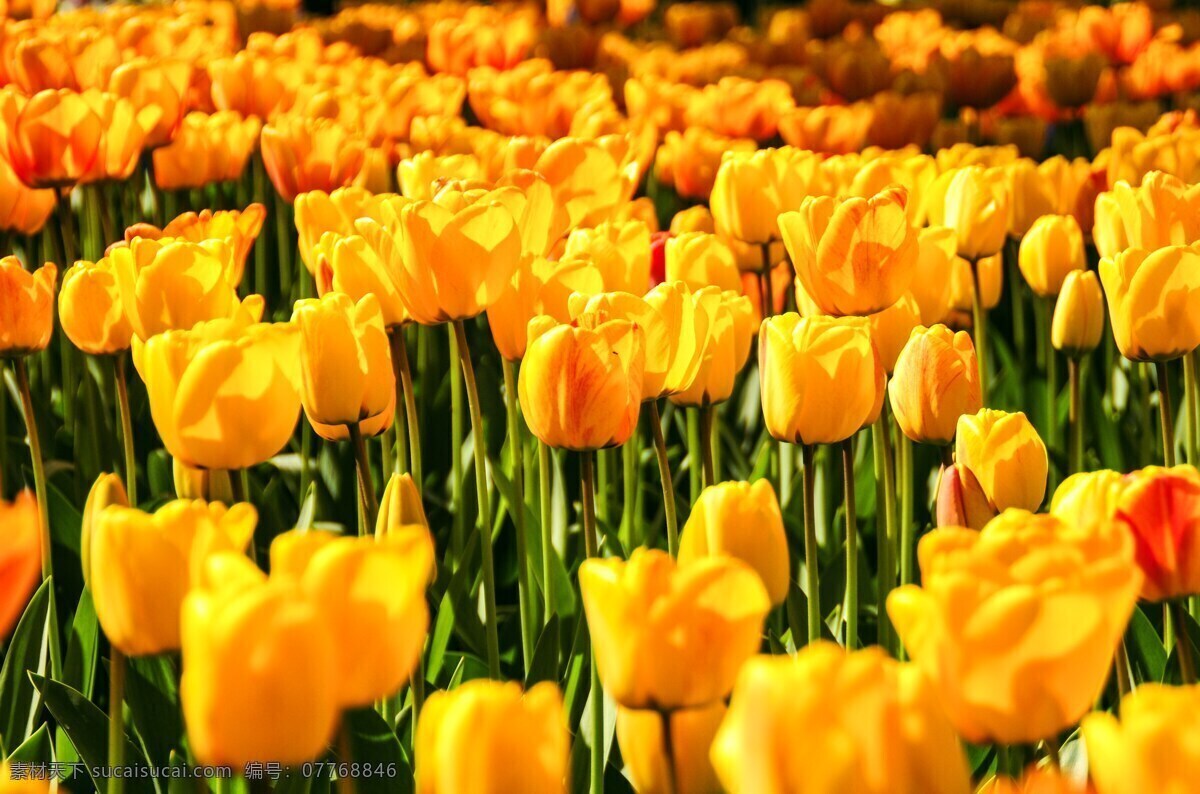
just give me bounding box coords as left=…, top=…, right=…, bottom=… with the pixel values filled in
left=654, top=127, right=755, bottom=201
left=0, top=257, right=56, bottom=357
left=261, top=116, right=367, bottom=204
left=108, top=57, right=192, bottom=148
left=0, top=154, right=55, bottom=236
left=152, top=111, right=262, bottom=191
left=1112, top=465, right=1200, bottom=602
left=126, top=205, right=266, bottom=288
left=207, top=52, right=292, bottom=120
left=1, top=87, right=101, bottom=188
left=0, top=492, right=41, bottom=640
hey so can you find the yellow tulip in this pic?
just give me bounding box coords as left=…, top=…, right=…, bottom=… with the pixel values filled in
left=1052, top=270, right=1105, bottom=356
left=78, top=89, right=158, bottom=184
left=1049, top=469, right=1125, bottom=531
left=670, top=288, right=755, bottom=408
left=294, top=186, right=387, bottom=273
left=310, top=232, right=410, bottom=328
left=137, top=313, right=301, bottom=471
left=58, top=258, right=133, bottom=356
left=976, top=767, right=1091, bottom=794
left=664, top=232, right=741, bottom=294
left=889, top=325, right=982, bottom=445
left=617, top=703, right=726, bottom=794
left=759, top=313, right=884, bottom=446
left=868, top=293, right=921, bottom=374
left=711, top=643, right=971, bottom=794
left=910, top=226, right=957, bottom=325
left=656, top=127, right=756, bottom=202
left=91, top=500, right=256, bottom=656
left=494, top=168, right=569, bottom=259
left=397, top=151, right=485, bottom=201
left=260, top=115, right=366, bottom=204
left=709, top=147, right=817, bottom=245
left=292, top=292, right=393, bottom=436
left=172, top=458, right=233, bottom=504
left=1103, top=171, right=1200, bottom=254
left=80, top=472, right=128, bottom=590
left=152, top=110, right=261, bottom=191
left=1099, top=245, right=1200, bottom=361
left=1082, top=684, right=1200, bottom=794
left=780, top=186, right=917, bottom=317
left=531, top=135, right=638, bottom=230
left=140, top=205, right=267, bottom=288
left=416, top=680, right=569, bottom=794
left=679, top=480, right=789, bottom=606
left=956, top=408, right=1048, bottom=511
left=936, top=166, right=1009, bottom=261
left=579, top=548, right=770, bottom=710
left=487, top=254, right=602, bottom=362
left=563, top=220, right=651, bottom=295
left=108, top=57, right=192, bottom=148
left=888, top=511, right=1141, bottom=744
left=1092, top=191, right=1128, bottom=260
left=182, top=553, right=338, bottom=767
left=0, top=258, right=56, bottom=356
left=1017, top=215, right=1085, bottom=297
left=950, top=253, right=1004, bottom=314
left=518, top=316, right=644, bottom=451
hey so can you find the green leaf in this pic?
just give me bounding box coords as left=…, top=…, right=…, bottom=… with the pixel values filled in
left=62, top=589, right=98, bottom=699
left=6, top=723, right=51, bottom=763
left=1126, top=606, right=1167, bottom=685
left=342, top=707, right=413, bottom=794
left=426, top=532, right=485, bottom=682
left=524, top=616, right=559, bottom=687
left=0, top=578, right=53, bottom=746
left=124, top=655, right=182, bottom=767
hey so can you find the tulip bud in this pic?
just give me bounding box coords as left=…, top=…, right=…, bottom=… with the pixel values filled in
left=1018, top=215, right=1085, bottom=297
left=956, top=409, right=1049, bottom=512
left=81, top=473, right=129, bottom=590
left=59, top=259, right=133, bottom=356
left=616, top=703, right=726, bottom=794
left=0, top=258, right=56, bottom=357
left=938, top=166, right=1009, bottom=262
left=936, top=463, right=996, bottom=531
left=889, top=325, right=982, bottom=446
left=665, top=232, right=741, bottom=294
left=1051, top=270, right=1105, bottom=357
left=710, top=148, right=815, bottom=245
left=0, top=492, right=42, bottom=639
left=1050, top=469, right=1125, bottom=531
left=1083, top=683, right=1200, bottom=794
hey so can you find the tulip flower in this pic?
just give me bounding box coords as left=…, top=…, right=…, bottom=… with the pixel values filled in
left=1082, top=683, right=1200, bottom=794
left=0, top=154, right=55, bottom=236
left=207, top=52, right=292, bottom=120
left=91, top=500, right=256, bottom=656
left=563, top=220, right=651, bottom=296
left=129, top=205, right=267, bottom=287
left=685, top=77, right=796, bottom=142
left=294, top=187, right=388, bottom=273
left=910, top=226, right=957, bottom=326
left=888, top=511, right=1141, bottom=744
left=710, top=147, right=817, bottom=246
left=949, top=253, right=1003, bottom=315
left=1110, top=465, right=1200, bottom=603
left=108, top=57, right=192, bottom=148
left=397, top=151, right=485, bottom=201
left=1017, top=215, right=1085, bottom=298
left=1050, top=469, right=1125, bottom=532
left=80, top=473, right=128, bottom=592
left=779, top=186, right=917, bottom=318
left=182, top=553, right=338, bottom=768
left=670, top=288, right=755, bottom=408
left=376, top=472, right=436, bottom=577
left=888, top=325, right=981, bottom=447
left=0, top=492, right=41, bottom=640
left=1, top=87, right=101, bottom=188
left=152, top=111, right=261, bottom=190
left=976, top=767, right=1093, bottom=794
left=78, top=90, right=158, bottom=184
left=617, top=702, right=726, bottom=794
left=1052, top=271, right=1105, bottom=357
left=711, top=642, right=972, bottom=794
left=655, top=127, right=756, bottom=201
left=936, top=463, right=996, bottom=531
left=0, top=257, right=57, bottom=357
left=580, top=548, right=770, bottom=710
left=58, top=258, right=133, bottom=356
left=868, top=294, right=921, bottom=375
left=664, top=232, right=741, bottom=294
left=531, top=136, right=638, bottom=229
left=416, top=680, right=569, bottom=794
left=260, top=116, right=367, bottom=203
left=487, top=254, right=602, bottom=362
left=1101, top=172, right=1200, bottom=255
left=679, top=480, right=789, bottom=606
left=1100, top=245, right=1200, bottom=362
left=956, top=409, right=1048, bottom=512
left=936, top=166, right=1010, bottom=262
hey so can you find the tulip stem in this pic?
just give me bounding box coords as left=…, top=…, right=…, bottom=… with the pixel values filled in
left=15, top=359, right=52, bottom=582
left=539, top=441, right=556, bottom=621
left=1044, top=298, right=1057, bottom=491
left=1156, top=361, right=1176, bottom=467
left=687, top=409, right=702, bottom=506
left=453, top=320, right=502, bottom=679
left=1114, top=640, right=1133, bottom=701
left=1185, top=352, right=1200, bottom=466
left=1044, top=735, right=1061, bottom=770
left=658, top=709, right=677, bottom=794
left=580, top=450, right=604, bottom=794
left=760, top=243, right=774, bottom=320
left=389, top=328, right=423, bottom=487
left=56, top=187, right=77, bottom=267
left=1068, top=358, right=1083, bottom=475
left=1172, top=600, right=1197, bottom=685
left=969, top=257, right=989, bottom=402
left=648, top=401, right=680, bottom=556
left=107, top=647, right=126, bottom=794
left=841, top=439, right=858, bottom=650
left=620, top=431, right=639, bottom=549
left=348, top=423, right=377, bottom=532
left=801, top=444, right=821, bottom=644
left=779, top=441, right=793, bottom=511
left=898, top=434, right=914, bottom=589
left=699, top=405, right=716, bottom=489
left=502, top=359, right=535, bottom=674
left=448, top=325, right=465, bottom=561
left=114, top=356, right=137, bottom=506
left=872, top=417, right=896, bottom=654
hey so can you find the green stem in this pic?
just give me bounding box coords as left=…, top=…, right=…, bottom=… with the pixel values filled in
left=1045, top=735, right=1061, bottom=770
left=1185, top=352, right=1200, bottom=465
left=700, top=405, right=716, bottom=489
left=502, top=359, right=535, bottom=674
left=453, top=320, right=501, bottom=679
left=15, top=359, right=52, bottom=582
left=1044, top=298, right=1058, bottom=492
left=390, top=327, right=422, bottom=485
left=996, top=744, right=1011, bottom=778
left=348, top=423, right=377, bottom=532
left=539, top=441, right=555, bottom=622
left=687, top=408, right=701, bottom=506
left=648, top=401, right=679, bottom=556
left=1157, top=360, right=1176, bottom=467
left=107, top=647, right=126, bottom=794
left=801, top=444, right=821, bottom=644
left=300, top=420, right=312, bottom=505
left=841, top=439, right=858, bottom=650
left=779, top=440, right=793, bottom=511
left=114, top=356, right=137, bottom=506
left=1068, top=357, right=1083, bottom=475
left=1114, top=640, right=1133, bottom=701
left=872, top=417, right=896, bottom=654
left=1173, top=599, right=1196, bottom=685
left=620, top=431, right=639, bottom=549
left=580, top=450, right=604, bottom=794
left=449, top=325, right=465, bottom=560
left=969, top=257, right=989, bottom=402
left=596, top=448, right=610, bottom=527
left=898, top=434, right=914, bottom=588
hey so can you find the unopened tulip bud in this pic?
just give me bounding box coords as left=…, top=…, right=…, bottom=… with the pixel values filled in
left=936, top=463, right=997, bottom=531
left=1052, top=270, right=1105, bottom=357
left=81, top=473, right=129, bottom=589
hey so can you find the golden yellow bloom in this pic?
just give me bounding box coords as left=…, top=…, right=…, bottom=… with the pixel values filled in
left=375, top=472, right=436, bottom=579
left=92, top=500, right=256, bottom=656
left=1052, top=270, right=1105, bottom=357
left=760, top=314, right=884, bottom=445
left=711, top=643, right=971, bottom=794
left=889, top=511, right=1141, bottom=744
left=936, top=166, right=1009, bottom=261
left=780, top=186, right=917, bottom=317
left=1082, top=683, right=1200, bottom=794
left=950, top=253, right=1004, bottom=314
left=664, top=232, right=741, bottom=294
left=581, top=548, right=768, bottom=709
left=617, top=703, right=726, bottom=794
left=0, top=154, right=55, bottom=236
left=132, top=205, right=267, bottom=288
left=1018, top=215, right=1085, bottom=297
left=1100, top=245, right=1200, bottom=361
left=182, top=553, right=338, bottom=768
left=0, top=257, right=56, bottom=356
left=889, top=324, right=981, bottom=446
left=1091, top=191, right=1128, bottom=261
left=494, top=168, right=569, bottom=259
left=1050, top=469, right=1125, bottom=531
left=108, top=57, right=192, bottom=148
left=78, top=89, right=157, bottom=183
left=487, top=255, right=602, bottom=362
left=59, top=258, right=133, bottom=356
left=670, top=206, right=716, bottom=236
left=710, top=147, right=817, bottom=245
left=397, top=151, right=485, bottom=201
left=1, top=87, right=101, bottom=188
left=292, top=292, right=393, bottom=437
left=80, top=472, right=128, bottom=592
left=868, top=293, right=921, bottom=374
left=0, top=491, right=42, bottom=640
left=261, top=116, right=366, bottom=204
left=655, top=127, right=756, bottom=201
left=137, top=312, right=301, bottom=471
left=1101, top=171, right=1200, bottom=255
left=519, top=316, right=644, bottom=451
left=152, top=110, right=262, bottom=191
left=294, top=186, right=386, bottom=272
left=671, top=288, right=755, bottom=408
left=563, top=220, right=650, bottom=295
left=416, top=680, right=568, bottom=794
left=956, top=409, right=1048, bottom=512
left=976, top=767, right=1092, bottom=794
left=532, top=136, right=637, bottom=230
left=679, top=480, right=789, bottom=606
left=207, top=52, right=292, bottom=120
left=910, top=226, right=957, bottom=325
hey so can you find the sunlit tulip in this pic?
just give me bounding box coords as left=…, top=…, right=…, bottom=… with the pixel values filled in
left=956, top=409, right=1048, bottom=512
left=59, top=258, right=133, bottom=356
left=868, top=293, right=921, bottom=374
left=92, top=500, right=256, bottom=656
left=292, top=293, right=393, bottom=438
left=671, top=288, right=755, bottom=408
left=580, top=548, right=770, bottom=710
left=759, top=314, right=884, bottom=446
left=937, top=166, right=1009, bottom=261
left=531, top=136, right=638, bottom=229
left=79, top=90, right=157, bottom=183
left=910, top=226, right=957, bottom=325
left=356, top=187, right=523, bottom=325
left=780, top=186, right=917, bottom=317
left=1099, top=245, right=1200, bottom=361
left=172, top=459, right=234, bottom=504
left=2, top=88, right=101, bottom=188
left=1082, top=683, right=1200, bottom=794
left=563, top=220, right=651, bottom=296
left=0, top=258, right=56, bottom=356
left=889, top=325, right=981, bottom=446
left=0, top=154, right=55, bottom=236
left=1018, top=215, right=1085, bottom=298
left=132, top=205, right=267, bottom=287
left=936, top=463, right=996, bottom=530
left=617, top=703, right=726, bottom=794
left=665, top=232, right=741, bottom=294
left=655, top=128, right=756, bottom=201
left=711, top=642, right=972, bottom=794
left=207, top=52, right=292, bottom=120
left=0, top=492, right=41, bottom=640
left=888, top=511, right=1142, bottom=744
left=260, top=116, right=366, bottom=204
left=670, top=206, right=716, bottom=236
left=137, top=313, right=301, bottom=471
left=416, top=680, right=568, bottom=794
left=710, top=148, right=817, bottom=246
left=182, top=553, right=338, bottom=768
left=487, top=255, right=602, bottom=362
left=80, top=473, right=128, bottom=591
left=152, top=111, right=262, bottom=190
left=1052, top=270, right=1105, bottom=357
left=375, top=472, right=436, bottom=575
left=494, top=169, right=569, bottom=259
left=518, top=316, right=644, bottom=451
left=1005, top=156, right=1094, bottom=238
left=108, top=57, right=192, bottom=148
left=397, top=151, right=485, bottom=201
left=1050, top=469, right=1125, bottom=531
left=679, top=480, right=789, bottom=606
left=1102, top=172, right=1200, bottom=254
left=1111, top=465, right=1200, bottom=601
left=685, top=77, right=795, bottom=142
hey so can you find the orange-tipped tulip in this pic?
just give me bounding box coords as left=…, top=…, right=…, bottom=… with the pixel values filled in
left=1111, top=465, right=1200, bottom=602
left=261, top=116, right=367, bottom=204
left=889, top=325, right=982, bottom=446
left=1, top=87, right=101, bottom=188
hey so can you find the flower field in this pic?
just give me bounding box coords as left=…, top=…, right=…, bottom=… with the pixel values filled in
left=2, top=0, right=1200, bottom=791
